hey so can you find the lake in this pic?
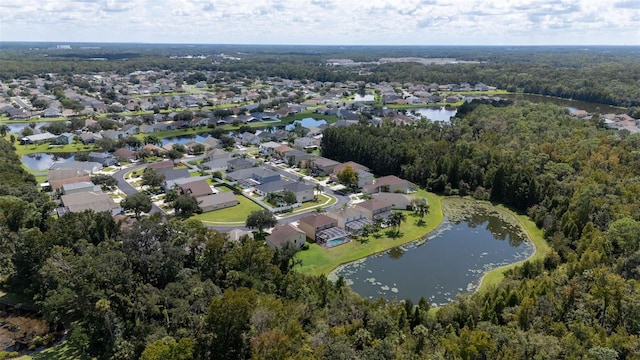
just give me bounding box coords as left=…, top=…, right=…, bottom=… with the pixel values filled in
left=412, top=107, right=458, bottom=122
left=22, top=153, right=75, bottom=171
left=285, top=118, right=327, bottom=130
left=501, top=93, right=623, bottom=114
left=330, top=199, right=534, bottom=305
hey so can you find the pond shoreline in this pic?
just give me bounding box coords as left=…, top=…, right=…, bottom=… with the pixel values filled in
left=327, top=197, right=548, bottom=300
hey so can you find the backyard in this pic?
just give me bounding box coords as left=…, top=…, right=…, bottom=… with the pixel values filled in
left=192, top=195, right=261, bottom=225
left=295, top=190, right=443, bottom=275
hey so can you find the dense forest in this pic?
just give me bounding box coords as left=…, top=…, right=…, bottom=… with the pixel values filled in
left=2, top=98, right=640, bottom=358
left=1, top=44, right=639, bottom=107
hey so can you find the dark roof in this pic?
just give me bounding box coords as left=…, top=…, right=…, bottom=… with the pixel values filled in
left=284, top=181, right=314, bottom=192
left=266, top=224, right=304, bottom=248
left=147, top=160, right=174, bottom=169
left=299, top=213, right=336, bottom=228
left=157, top=168, right=191, bottom=181
left=255, top=180, right=288, bottom=194
left=356, top=198, right=393, bottom=211
left=179, top=179, right=213, bottom=198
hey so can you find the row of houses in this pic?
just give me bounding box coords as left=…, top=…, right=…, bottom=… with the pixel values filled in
left=265, top=191, right=417, bottom=250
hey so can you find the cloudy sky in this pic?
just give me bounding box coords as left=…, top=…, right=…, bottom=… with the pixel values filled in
left=1, top=0, right=638, bottom=45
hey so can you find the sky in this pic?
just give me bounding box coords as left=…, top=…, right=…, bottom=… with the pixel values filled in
left=0, top=0, right=638, bottom=46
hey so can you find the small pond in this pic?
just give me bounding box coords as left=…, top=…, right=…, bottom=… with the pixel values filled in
left=22, top=153, right=75, bottom=171
left=4, top=122, right=52, bottom=135
left=330, top=199, right=534, bottom=305
left=285, top=118, right=327, bottom=130
left=160, top=134, right=212, bottom=146
left=412, top=107, right=458, bottom=122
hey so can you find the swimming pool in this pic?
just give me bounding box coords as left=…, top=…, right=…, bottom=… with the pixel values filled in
left=325, top=237, right=348, bottom=248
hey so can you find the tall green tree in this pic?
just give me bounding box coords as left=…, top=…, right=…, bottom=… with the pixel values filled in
left=121, top=193, right=152, bottom=218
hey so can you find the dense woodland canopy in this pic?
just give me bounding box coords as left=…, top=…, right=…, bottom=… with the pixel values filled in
left=2, top=96, right=640, bottom=358
left=1, top=44, right=639, bottom=107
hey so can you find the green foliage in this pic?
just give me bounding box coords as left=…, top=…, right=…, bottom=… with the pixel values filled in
left=121, top=193, right=152, bottom=218
left=245, top=209, right=277, bottom=234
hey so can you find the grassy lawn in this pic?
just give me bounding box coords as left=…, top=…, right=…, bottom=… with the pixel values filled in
left=280, top=110, right=339, bottom=124
left=192, top=195, right=261, bottom=224
left=295, top=191, right=443, bottom=276
left=476, top=203, right=550, bottom=292
left=12, top=141, right=96, bottom=156
left=290, top=193, right=336, bottom=213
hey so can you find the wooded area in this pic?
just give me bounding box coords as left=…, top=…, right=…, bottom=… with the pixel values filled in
left=2, top=98, right=640, bottom=358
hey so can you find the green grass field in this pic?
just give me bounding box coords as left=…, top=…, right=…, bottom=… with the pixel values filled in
left=192, top=195, right=262, bottom=224
left=476, top=203, right=550, bottom=292
left=295, top=191, right=443, bottom=275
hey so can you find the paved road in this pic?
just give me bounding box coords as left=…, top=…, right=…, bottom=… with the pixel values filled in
left=112, top=163, right=163, bottom=214
left=112, top=160, right=352, bottom=231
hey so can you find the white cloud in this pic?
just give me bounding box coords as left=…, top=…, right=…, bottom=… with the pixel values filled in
left=0, top=0, right=637, bottom=45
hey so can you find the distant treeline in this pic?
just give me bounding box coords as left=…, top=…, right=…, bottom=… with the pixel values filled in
left=1, top=45, right=639, bottom=107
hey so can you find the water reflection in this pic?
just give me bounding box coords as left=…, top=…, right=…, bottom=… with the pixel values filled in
left=331, top=205, right=534, bottom=305
left=22, top=153, right=75, bottom=170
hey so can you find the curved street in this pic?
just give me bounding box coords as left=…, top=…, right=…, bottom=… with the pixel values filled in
left=112, top=160, right=352, bottom=232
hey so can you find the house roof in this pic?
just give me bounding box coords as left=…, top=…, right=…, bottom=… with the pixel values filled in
left=275, top=145, right=294, bottom=153
left=373, top=175, right=415, bottom=187
left=255, top=180, right=288, bottom=194
left=114, top=148, right=136, bottom=160
left=197, top=192, right=237, bottom=208
left=266, top=224, right=305, bottom=248
left=299, top=213, right=336, bottom=228
left=313, top=157, right=340, bottom=167
left=61, top=191, right=118, bottom=213
left=327, top=206, right=365, bottom=220
left=62, top=181, right=97, bottom=192
left=227, top=228, right=254, bottom=242
left=284, top=181, right=314, bottom=193
left=49, top=161, right=101, bottom=172
left=157, top=168, right=191, bottom=181
left=371, top=192, right=414, bottom=205
left=179, top=179, right=213, bottom=198
left=49, top=176, right=92, bottom=190
left=22, top=132, right=57, bottom=142
left=147, top=160, right=174, bottom=169
left=334, top=161, right=370, bottom=173
left=355, top=198, right=393, bottom=212
left=47, top=168, right=91, bottom=181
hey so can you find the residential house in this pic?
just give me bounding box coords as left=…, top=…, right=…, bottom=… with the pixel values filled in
left=101, top=129, right=125, bottom=140
left=227, top=228, right=254, bottom=242
left=88, top=152, right=116, bottom=167
left=147, top=160, right=174, bottom=170
left=202, top=137, right=221, bottom=150
left=274, top=145, right=295, bottom=159
left=372, top=193, right=414, bottom=210
left=197, top=192, right=239, bottom=212
left=50, top=161, right=102, bottom=174
left=178, top=179, right=213, bottom=198
left=20, top=132, right=57, bottom=145
left=297, top=213, right=338, bottom=241
left=62, top=181, right=99, bottom=195
left=284, top=149, right=316, bottom=166
left=157, top=167, right=191, bottom=183
left=120, top=124, right=139, bottom=136
left=283, top=182, right=315, bottom=203
left=260, top=141, right=282, bottom=156
left=60, top=191, right=120, bottom=215
left=164, top=175, right=210, bottom=192
left=293, top=137, right=319, bottom=150
left=227, top=157, right=256, bottom=172
left=113, top=148, right=137, bottom=162
left=56, top=132, right=75, bottom=145
left=363, top=175, right=417, bottom=194
left=240, top=132, right=261, bottom=146
left=354, top=198, right=393, bottom=221
left=326, top=206, right=371, bottom=232
left=312, top=157, right=340, bottom=175
left=80, top=132, right=102, bottom=144
left=226, top=167, right=281, bottom=187
left=265, top=224, right=306, bottom=250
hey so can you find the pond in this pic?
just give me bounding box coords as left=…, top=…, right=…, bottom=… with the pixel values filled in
left=160, top=134, right=212, bottom=146
left=412, top=107, right=458, bottom=122
left=330, top=199, right=534, bottom=305
left=501, top=93, right=623, bottom=114
left=4, top=122, right=52, bottom=135
left=22, top=153, right=75, bottom=171
left=285, top=118, right=327, bottom=130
